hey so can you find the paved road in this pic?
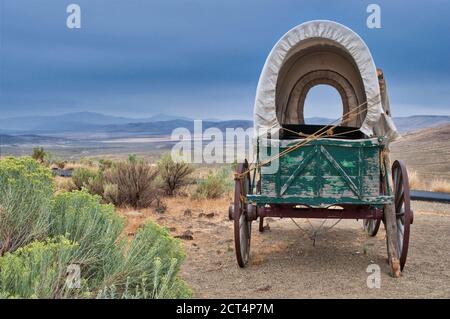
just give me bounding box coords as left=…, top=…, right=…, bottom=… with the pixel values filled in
left=411, top=190, right=450, bottom=203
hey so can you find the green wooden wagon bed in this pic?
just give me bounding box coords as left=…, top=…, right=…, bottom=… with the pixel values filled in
left=250, top=135, right=391, bottom=207
left=229, top=21, right=413, bottom=277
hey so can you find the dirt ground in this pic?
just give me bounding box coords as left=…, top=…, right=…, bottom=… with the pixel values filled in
left=121, top=198, right=450, bottom=299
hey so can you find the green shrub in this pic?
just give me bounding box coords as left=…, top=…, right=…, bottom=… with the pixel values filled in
left=193, top=166, right=232, bottom=199
left=72, top=167, right=97, bottom=190
left=47, top=191, right=190, bottom=298
left=98, top=222, right=191, bottom=299
left=103, top=183, right=119, bottom=205
left=99, top=159, right=113, bottom=171
left=79, top=157, right=94, bottom=167
left=0, top=237, right=83, bottom=299
left=86, top=172, right=105, bottom=196
left=31, top=147, right=47, bottom=164
left=49, top=190, right=124, bottom=283
left=0, top=159, right=191, bottom=299
left=0, top=157, right=54, bottom=255
left=55, top=177, right=77, bottom=193
left=157, top=153, right=194, bottom=196
left=128, top=154, right=137, bottom=163
left=103, top=158, right=161, bottom=208
left=72, top=167, right=104, bottom=196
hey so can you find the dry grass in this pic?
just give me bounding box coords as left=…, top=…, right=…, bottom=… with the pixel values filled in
left=429, top=179, right=450, bottom=193
left=391, top=124, right=450, bottom=183
left=407, top=169, right=450, bottom=193
left=117, top=194, right=232, bottom=241
left=54, top=176, right=77, bottom=193
left=390, top=125, right=450, bottom=194
left=408, top=170, right=421, bottom=190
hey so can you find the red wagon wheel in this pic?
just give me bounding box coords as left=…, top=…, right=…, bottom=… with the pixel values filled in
left=363, top=218, right=381, bottom=237
left=234, top=161, right=252, bottom=267
left=391, top=160, right=412, bottom=271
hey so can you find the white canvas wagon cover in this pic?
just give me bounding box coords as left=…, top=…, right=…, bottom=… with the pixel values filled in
left=253, top=20, right=398, bottom=142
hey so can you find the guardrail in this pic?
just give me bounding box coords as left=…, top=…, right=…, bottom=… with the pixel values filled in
left=410, top=190, right=450, bottom=203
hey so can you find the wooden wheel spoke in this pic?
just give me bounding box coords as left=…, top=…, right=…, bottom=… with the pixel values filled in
left=393, top=170, right=399, bottom=194
left=395, top=193, right=404, bottom=215
left=395, top=185, right=404, bottom=205
left=395, top=172, right=402, bottom=198
left=398, top=223, right=404, bottom=238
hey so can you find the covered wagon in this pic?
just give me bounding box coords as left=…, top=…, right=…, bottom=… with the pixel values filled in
left=230, top=20, right=412, bottom=277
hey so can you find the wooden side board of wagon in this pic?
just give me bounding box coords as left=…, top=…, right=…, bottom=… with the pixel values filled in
left=251, top=137, right=390, bottom=206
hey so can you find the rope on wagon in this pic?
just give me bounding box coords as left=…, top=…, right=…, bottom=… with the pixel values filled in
left=281, top=126, right=362, bottom=139
left=380, top=149, right=390, bottom=177
left=250, top=99, right=373, bottom=176
left=237, top=96, right=382, bottom=244
left=235, top=95, right=382, bottom=179
left=237, top=96, right=382, bottom=245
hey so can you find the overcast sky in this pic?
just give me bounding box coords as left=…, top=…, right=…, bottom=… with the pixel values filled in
left=1, top=0, right=449, bottom=119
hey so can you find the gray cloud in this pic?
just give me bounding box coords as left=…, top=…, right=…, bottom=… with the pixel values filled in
left=1, top=0, right=449, bottom=119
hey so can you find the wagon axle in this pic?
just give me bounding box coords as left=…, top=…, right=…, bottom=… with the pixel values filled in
left=259, top=204, right=383, bottom=220
left=229, top=203, right=384, bottom=220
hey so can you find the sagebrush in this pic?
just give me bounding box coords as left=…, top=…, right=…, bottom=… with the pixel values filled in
left=0, top=237, right=83, bottom=299
left=0, top=157, right=54, bottom=255
left=49, top=190, right=124, bottom=283
left=157, top=154, right=194, bottom=196
left=103, top=158, right=161, bottom=208
left=0, top=157, right=191, bottom=299
left=193, top=166, right=232, bottom=199
left=72, top=167, right=102, bottom=193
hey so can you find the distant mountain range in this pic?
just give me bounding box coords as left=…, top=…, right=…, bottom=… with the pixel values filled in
left=0, top=112, right=197, bottom=133
left=0, top=112, right=449, bottom=141
left=302, top=116, right=450, bottom=133
left=391, top=115, right=450, bottom=133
